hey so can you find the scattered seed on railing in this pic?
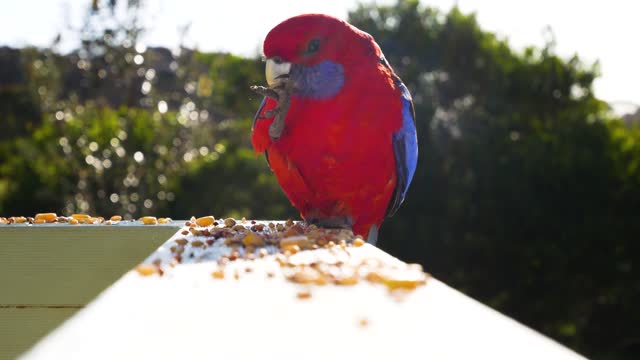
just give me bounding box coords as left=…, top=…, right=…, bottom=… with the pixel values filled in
left=191, top=240, right=204, bottom=247
left=120, top=216, right=430, bottom=300
left=358, top=317, right=369, bottom=328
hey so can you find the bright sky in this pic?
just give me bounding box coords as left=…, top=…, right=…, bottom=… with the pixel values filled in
left=1, top=0, right=638, bottom=112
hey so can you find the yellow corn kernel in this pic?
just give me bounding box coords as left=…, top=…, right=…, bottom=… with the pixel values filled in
left=335, top=274, right=359, bottom=286
left=68, top=218, right=79, bottom=225
left=35, top=213, right=57, bottom=222
left=110, top=215, right=122, bottom=221
left=158, top=217, right=171, bottom=224
left=71, top=214, right=90, bottom=220
left=382, top=278, right=427, bottom=291
left=141, top=216, right=158, bottom=225
left=242, top=232, right=265, bottom=247
left=280, top=235, right=310, bottom=249
left=11, top=216, right=27, bottom=223
left=211, top=268, right=225, bottom=279
left=353, top=238, right=365, bottom=247
left=135, top=264, right=158, bottom=276
left=34, top=218, right=47, bottom=224
left=282, top=244, right=301, bottom=254
left=365, top=271, right=385, bottom=284
left=196, top=216, right=214, bottom=227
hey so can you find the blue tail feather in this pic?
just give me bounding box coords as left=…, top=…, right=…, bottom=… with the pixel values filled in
left=367, top=224, right=379, bottom=246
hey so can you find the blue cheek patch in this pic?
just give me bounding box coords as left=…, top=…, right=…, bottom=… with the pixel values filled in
left=291, top=60, right=345, bottom=100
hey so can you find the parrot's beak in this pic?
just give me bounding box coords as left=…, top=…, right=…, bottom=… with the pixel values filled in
left=266, top=58, right=292, bottom=87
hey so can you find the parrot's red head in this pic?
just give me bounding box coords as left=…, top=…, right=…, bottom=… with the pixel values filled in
left=261, top=14, right=382, bottom=87
left=264, top=14, right=378, bottom=65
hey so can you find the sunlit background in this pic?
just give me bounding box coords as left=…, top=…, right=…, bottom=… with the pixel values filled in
left=1, top=1, right=639, bottom=359
left=2, top=0, right=639, bottom=112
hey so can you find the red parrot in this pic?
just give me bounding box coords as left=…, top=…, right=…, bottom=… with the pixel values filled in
left=251, top=14, right=417, bottom=244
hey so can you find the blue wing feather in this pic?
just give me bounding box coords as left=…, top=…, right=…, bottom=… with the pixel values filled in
left=386, top=80, right=418, bottom=217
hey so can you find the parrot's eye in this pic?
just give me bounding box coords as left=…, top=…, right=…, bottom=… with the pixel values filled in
left=306, top=39, right=321, bottom=54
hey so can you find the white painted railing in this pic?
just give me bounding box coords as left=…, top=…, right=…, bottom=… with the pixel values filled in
left=2, top=221, right=586, bottom=359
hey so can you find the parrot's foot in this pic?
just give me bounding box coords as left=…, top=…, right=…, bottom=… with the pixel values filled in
left=250, top=85, right=279, bottom=101
left=250, top=80, right=294, bottom=140
left=305, top=216, right=353, bottom=230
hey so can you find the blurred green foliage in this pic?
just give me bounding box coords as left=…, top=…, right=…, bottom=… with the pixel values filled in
left=0, top=0, right=638, bottom=359
left=0, top=1, right=293, bottom=221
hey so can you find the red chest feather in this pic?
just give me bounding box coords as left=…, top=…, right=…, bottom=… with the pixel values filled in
left=252, top=66, right=403, bottom=236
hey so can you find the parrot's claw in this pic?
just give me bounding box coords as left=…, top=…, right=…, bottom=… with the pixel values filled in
left=256, top=108, right=279, bottom=121
left=251, top=80, right=295, bottom=140
left=305, top=216, right=353, bottom=229
left=250, top=85, right=279, bottom=101
left=263, top=108, right=280, bottom=118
